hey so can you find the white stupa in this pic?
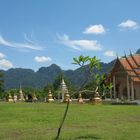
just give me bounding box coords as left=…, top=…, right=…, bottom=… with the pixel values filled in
left=19, top=83, right=25, bottom=101
left=61, top=78, right=68, bottom=101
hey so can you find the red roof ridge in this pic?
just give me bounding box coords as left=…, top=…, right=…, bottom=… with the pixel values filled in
left=130, top=54, right=139, bottom=67
left=124, top=55, right=140, bottom=80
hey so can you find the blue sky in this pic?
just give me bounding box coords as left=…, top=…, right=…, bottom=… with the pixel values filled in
left=0, top=0, right=140, bottom=71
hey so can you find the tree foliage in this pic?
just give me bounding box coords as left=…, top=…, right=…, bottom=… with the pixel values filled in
left=0, top=71, right=4, bottom=98
left=73, top=55, right=113, bottom=97
left=73, top=55, right=102, bottom=91
left=56, top=55, right=104, bottom=139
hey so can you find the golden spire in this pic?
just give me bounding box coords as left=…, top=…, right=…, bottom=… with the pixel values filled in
left=47, top=89, right=54, bottom=102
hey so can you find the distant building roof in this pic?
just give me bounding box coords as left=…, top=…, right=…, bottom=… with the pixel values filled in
left=111, top=54, right=140, bottom=82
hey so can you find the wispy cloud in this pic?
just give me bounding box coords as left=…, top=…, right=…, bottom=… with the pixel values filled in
left=104, top=50, right=116, bottom=57
left=34, top=56, right=52, bottom=63
left=0, top=34, right=43, bottom=51
left=23, top=33, right=35, bottom=44
left=83, top=24, right=106, bottom=34
left=57, top=34, right=102, bottom=51
left=118, top=19, right=140, bottom=30
left=0, top=52, right=13, bottom=69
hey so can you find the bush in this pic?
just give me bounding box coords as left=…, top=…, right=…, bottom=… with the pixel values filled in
left=111, top=102, right=138, bottom=105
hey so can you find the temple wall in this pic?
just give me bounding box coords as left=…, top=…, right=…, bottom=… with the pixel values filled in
left=115, top=75, right=127, bottom=99
left=134, top=82, right=140, bottom=99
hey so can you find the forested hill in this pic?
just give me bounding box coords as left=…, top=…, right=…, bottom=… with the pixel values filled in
left=2, top=61, right=114, bottom=89
left=2, top=49, right=140, bottom=89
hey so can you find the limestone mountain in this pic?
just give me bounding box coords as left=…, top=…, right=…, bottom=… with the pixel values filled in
left=2, top=49, right=140, bottom=89
left=2, top=62, right=114, bottom=89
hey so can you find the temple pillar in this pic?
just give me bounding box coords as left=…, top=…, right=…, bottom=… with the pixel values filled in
left=131, top=79, right=134, bottom=100
left=113, top=75, right=116, bottom=98
left=127, top=75, right=130, bottom=100
left=58, top=91, right=60, bottom=101
left=110, top=88, right=112, bottom=99
left=110, top=78, right=112, bottom=99
left=62, top=92, right=65, bottom=101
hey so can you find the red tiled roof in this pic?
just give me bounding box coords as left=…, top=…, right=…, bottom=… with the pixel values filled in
left=133, top=77, right=140, bottom=82
left=120, top=58, right=132, bottom=70
left=114, top=54, right=140, bottom=82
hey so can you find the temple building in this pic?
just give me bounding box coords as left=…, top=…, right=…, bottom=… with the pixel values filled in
left=109, top=54, right=140, bottom=100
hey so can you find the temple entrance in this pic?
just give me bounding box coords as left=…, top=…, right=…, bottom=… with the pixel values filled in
left=123, top=87, right=127, bottom=99
left=116, top=83, right=120, bottom=98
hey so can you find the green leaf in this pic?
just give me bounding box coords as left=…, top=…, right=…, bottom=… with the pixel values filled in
left=73, top=57, right=79, bottom=65
left=83, top=56, right=90, bottom=62
left=79, top=55, right=84, bottom=62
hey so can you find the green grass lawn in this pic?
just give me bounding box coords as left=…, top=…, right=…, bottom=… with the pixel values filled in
left=0, top=102, right=140, bottom=140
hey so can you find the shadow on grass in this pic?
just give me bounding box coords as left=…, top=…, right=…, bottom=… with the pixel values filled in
left=76, top=134, right=101, bottom=139
left=54, top=134, right=101, bottom=140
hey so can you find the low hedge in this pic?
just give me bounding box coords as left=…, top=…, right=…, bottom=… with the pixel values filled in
left=112, top=102, right=138, bottom=105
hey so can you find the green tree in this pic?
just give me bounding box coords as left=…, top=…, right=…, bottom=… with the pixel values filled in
left=7, top=88, right=18, bottom=96
left=73, top=55, right=101, bottom=91
left=53, top=74, right=63, bottom=91
left=35, top=88, right=44, bottom=100
left=55, top=55, right=102, bottom=139
left=0, top=71, right=4, bottom=98
left=43, top=84, right=54, bottom=97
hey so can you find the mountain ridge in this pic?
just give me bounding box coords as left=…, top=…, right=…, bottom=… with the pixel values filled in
left=2, top=61, right=113, bottom=89
left=2, top=50, right=140, bottom=89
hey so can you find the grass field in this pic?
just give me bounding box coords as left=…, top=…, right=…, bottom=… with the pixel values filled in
left=0, top=102, right=140, bottom=140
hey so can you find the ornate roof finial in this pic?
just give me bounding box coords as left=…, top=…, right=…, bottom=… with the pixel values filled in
left=116, top=52, right=119, bottom=59
left=129, top=49, right=133, bottom=56
left=19, top=82, right=25, bottom=101
left=19, top=82, right=22, bottom=94
left=62, top=78, right=65, bottom=84
left=124, top=50, right=127, bottom=58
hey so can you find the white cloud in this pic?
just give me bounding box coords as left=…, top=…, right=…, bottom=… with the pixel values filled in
left=104, top=50, right=116, bottom=57
left=0, top=35, right=43, bottom=51
left=0, top=52, right=13, bottom=69
left=0, top=52, right=5, bottom=59
left=57, top=34, right=102, bottom=51
left=34, top=56, right=52, bottom=63
left=0, top=59, right=13, bottom=69
left=118, top=19, right=139, bottom=30
left=83, top=24, right=106, bottom=34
